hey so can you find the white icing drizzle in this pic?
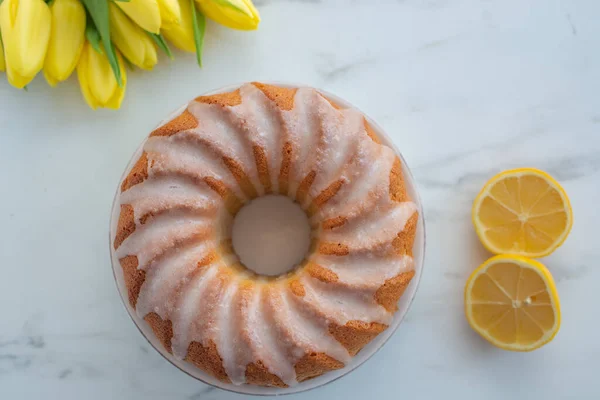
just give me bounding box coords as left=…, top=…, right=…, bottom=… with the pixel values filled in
left=227, top=285, right=259, bottom=385
left=310, top=254, right=414, bottom=287
left=268, top=287, right=352, bottom=386
left=262, top=285, right=351, bottom=386
left=321, top=202, right=417, bottom=251
left=283, top=286, right=351, bottom=364
left=113, top=83, right=418, bottom=386
left=120, top=175, right=219, bottom=223
left=115, top=212, right=211, bottom=268
left=215, top=281, right=240, bottom=383
left=187, top=100, right=263, bottom=196
left=145, top=136, right=246, bottom=200
left=170, top=265, right=219, bottom=359
left=281, top=88, right=324, bottom=197
left=299, top=276, right=392, bottom=325
left=231, top=84, right=284, bottom=193
left=251, top=286, right=298, bottom=386
left=306, top=109, right=363, bottom=205
left=184, top=271, right=232, bottom=352
left=314, top=143, right=395, bottom=223
left=136, top=242, right=213, bottom=318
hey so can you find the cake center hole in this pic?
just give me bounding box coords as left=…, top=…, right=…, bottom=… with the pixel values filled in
left=232, top=195, right=311, bottom=277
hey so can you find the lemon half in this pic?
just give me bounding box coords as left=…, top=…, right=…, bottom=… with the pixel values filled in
left=465, top=255, right=561, bottom=351
left=472, top=168, right=573, bottom=257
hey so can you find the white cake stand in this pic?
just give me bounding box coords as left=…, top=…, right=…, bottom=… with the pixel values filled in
left=109, top=82, right=426, bottom=396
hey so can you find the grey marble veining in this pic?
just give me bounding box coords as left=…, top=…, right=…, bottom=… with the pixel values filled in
left=1, top=0, right=599, bottom=399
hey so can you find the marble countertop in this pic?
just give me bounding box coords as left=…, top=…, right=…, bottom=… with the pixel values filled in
left=2, top=0, right=599, bottom=398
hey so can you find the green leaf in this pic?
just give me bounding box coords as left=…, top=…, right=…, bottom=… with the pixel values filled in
left=85, top=24, right=102, bottom=53
left=190, top=0, right=206, bottom=68
left=149, top=33, right=173, bottom=60
left=80, top=0, right=123, bottom=86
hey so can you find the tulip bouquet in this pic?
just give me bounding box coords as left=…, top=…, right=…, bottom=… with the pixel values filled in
left=0, top=0, right=260, bottom=109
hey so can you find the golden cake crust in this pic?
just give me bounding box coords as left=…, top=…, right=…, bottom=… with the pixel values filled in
left=120, top=255, right=144, bottom=308
left=150, top=110, right=198, bottom=137
left=328, top=321, right=388, bottom=356
left=144, top=312, right=173, bottom=353
left=186, top=340, right=231, bottom=383
left=245, top=361, right=287, bottom=387
left=121, top=152, right=149, bottom=192
left=294, top=352, right=344, bottom=382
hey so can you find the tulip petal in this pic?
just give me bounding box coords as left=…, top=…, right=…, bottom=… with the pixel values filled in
left=105, top=54, right=127, bottom=109
left=88, top=48, right=118, bottom=104
left=77, top=45, right=99, bottom=109
left=81, top=0, right=124, bottom=86
left=77, top=41, right=127, bottom=110
left=158, top=0, right=181, bottom=28
left=212, top=0, right=254, bottom=18
left=195, top=0, right=259, bottom=30
left=6, top=62, right=33, bottom=88
left=0, top=36, right=5, bottom=72
left=43, top=69, right=59, bottom=87
left=44, top=0, right=86, bottom=85
left=109, top=3, right=158, bottom=70
left=116, top=0, right=162, bottom=34
left=161, top=0, right=195, bottom=53
left=0, top=0, right=51, bottom=82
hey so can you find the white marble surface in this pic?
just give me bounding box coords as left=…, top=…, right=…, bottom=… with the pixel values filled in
left=1, top=0, right=599, bottom=398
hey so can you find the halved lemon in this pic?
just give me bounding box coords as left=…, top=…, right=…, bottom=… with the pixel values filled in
left=464, top=255, right=561, bottom=351
left=472, top=168, right=573, bottom=257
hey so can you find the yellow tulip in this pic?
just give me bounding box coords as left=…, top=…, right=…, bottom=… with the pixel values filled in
left=0, top=37, right=5, bottom=72
left=77, top=42, right=127, bottom=110
left=195, top=0, right=259, bottom=30
left=43, top=0, right=86, bottom=87
left=0, top=0, right=51, bottom=88
left=161, top=0, right=195, bottom=53
left=109, top=3, right=157, bottom=70
left=116, top=0, right=162, bottom=34
left=157, top=0, right=181, bottom=29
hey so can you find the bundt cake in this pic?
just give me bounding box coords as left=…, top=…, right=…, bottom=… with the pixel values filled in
left=111, top=82, right=419, bottom=387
